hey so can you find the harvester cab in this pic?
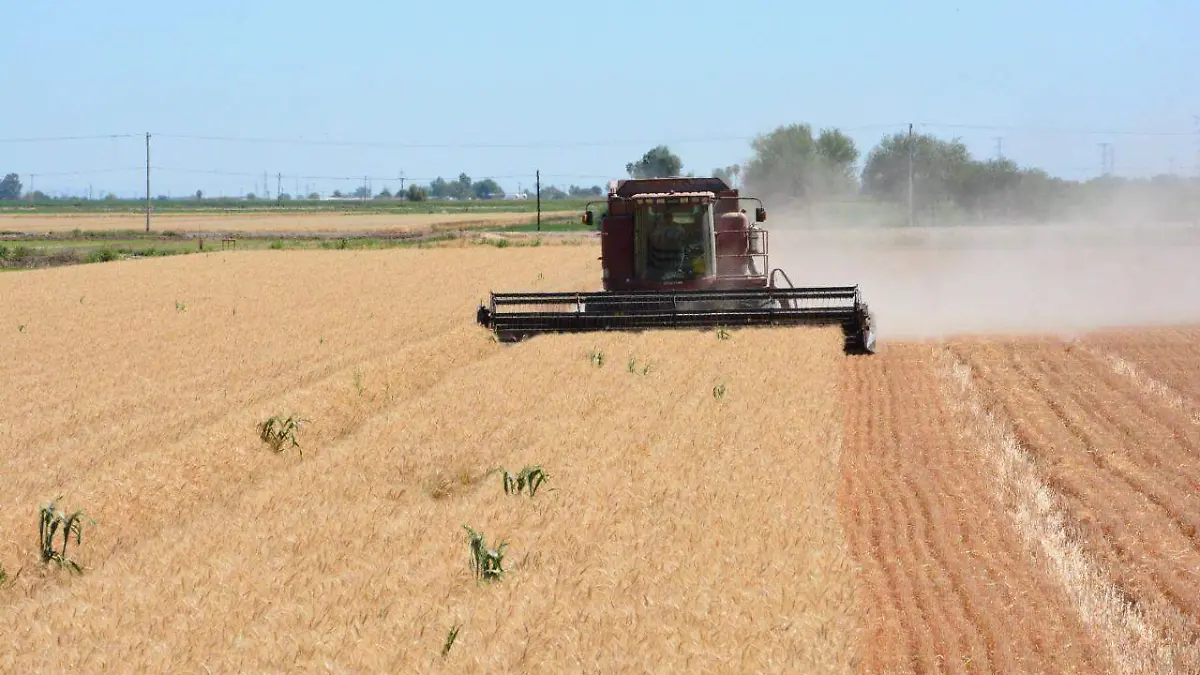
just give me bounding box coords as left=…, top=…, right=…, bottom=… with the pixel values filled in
left=477, top=176, right=876, bottom=354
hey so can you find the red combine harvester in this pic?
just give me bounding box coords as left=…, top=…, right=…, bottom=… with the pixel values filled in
left=476, top=176, right=876, bottom=354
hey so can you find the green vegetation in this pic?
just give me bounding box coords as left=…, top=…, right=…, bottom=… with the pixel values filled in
left=713, top=383, right=727, bottom=400
left=590, top=349, right=605, bottom=367
left=39, top=498, right=89, bottom=573
left=489, top=465, right=549, bottom=498
left=258, top=415, right=307, bottom=456
left=463, top=526, right=506, bottom=583
left=0, top=196, right=595, bottom=215
left=442, top=623, right=461, bottom=657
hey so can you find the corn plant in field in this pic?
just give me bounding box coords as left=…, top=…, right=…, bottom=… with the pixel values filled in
left=39, top=498, right=89, bottom=573
left=463, top=525, right=506, bottom=583
left=174, top=300, right=187, bottom=312
left=716, top=327, right=731, bottom=340
left=713, top=383, right=727, bottom=400
left=258, top=415, right=307, bottom=456
left=627, top=357, right=651, bottom=375
left=442, top=623, right=461, bottom=657
left=590, top=349, right=605, bottom=367
left=489, top=465, right=549, bottom=497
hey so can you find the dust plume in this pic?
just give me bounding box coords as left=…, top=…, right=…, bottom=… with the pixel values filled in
left=765, top=216, right=1200, bottom=344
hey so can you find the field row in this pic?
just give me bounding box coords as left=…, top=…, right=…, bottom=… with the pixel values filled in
left=841, top=330, right=1200, bottom=673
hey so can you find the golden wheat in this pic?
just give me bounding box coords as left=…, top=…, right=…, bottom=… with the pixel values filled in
left=0, top=245, right=860, bottom=673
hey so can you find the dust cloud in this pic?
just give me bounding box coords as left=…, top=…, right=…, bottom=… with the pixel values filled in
left=766, top=217, right=1200, bottom=345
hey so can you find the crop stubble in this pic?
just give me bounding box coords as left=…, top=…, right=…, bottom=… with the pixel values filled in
left=0, top=245, right=861, bottom=673
left=840, top=345, right=1114, bottom=674
left=948, top=338, right=1200, bottom=671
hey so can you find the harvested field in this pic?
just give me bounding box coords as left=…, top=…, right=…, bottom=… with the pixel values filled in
left=1085, top=327, right=1200, bottom=405
left=840, top=346, right=1115, bottom=674
left=946, top=338, right=1200, bottom=672
left=0, top=246, right=860, bottom=673
left=0, top=210, right=578, bottom=235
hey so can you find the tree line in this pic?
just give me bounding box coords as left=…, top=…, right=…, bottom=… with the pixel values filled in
left=622, top=127, right=1199, bottom=224
left=0, top=171, right=604, bottom=204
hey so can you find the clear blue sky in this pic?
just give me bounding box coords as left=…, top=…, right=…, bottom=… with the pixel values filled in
left=3, top=0, right=1198, bottom=198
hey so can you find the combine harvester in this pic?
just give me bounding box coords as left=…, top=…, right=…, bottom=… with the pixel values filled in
left=476, top=176, right=876, bottom=354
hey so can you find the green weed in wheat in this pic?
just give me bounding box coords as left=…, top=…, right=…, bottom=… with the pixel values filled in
left=39, top=498, right=90, bottom=573
left=463, top=525, right=506, bottom=583
left=259, top=414, right=308, bottom=456
left=442, top=623, right=461, bottom=656
left=489, top=465, right=549, bottom=498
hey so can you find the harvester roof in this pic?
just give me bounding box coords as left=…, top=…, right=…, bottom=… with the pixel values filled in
left=611, top=176, right=732, bottom=198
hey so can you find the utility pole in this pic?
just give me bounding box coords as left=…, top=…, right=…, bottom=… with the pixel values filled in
left=398, top=170, right=406, bottom=193
left=277, top=172, right=282, bottom=203
left=536, top=170, right=541, bottom=231
left=263, top=171, right=269, bottom=200
left=28, top=174, right=34, bottom=203
left=994, top=136, right=1005, bottom=160
left=145, top=132, right=151, bottom=232
left=1099, top=143, right=1113, bottom=177
left=906, top=123, right=915, bottom=228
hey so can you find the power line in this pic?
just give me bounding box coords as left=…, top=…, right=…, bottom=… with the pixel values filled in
left=918, top=122, right=1195, bottom=137
left=0, top=133, right=140, bottom=144
left=16, top=166, right=144, bottom=177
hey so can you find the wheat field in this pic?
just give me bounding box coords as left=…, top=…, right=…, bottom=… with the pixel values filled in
left=4, top=243, right=1200, bottom=674
left=0, top=246, right=860, bottom=673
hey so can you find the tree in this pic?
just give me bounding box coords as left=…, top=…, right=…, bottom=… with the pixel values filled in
left=406, top=184, right=428, bottom=202
left=352, top=186, right=370, bottom=199
left=332, top=190, right=344, bottom=198
left=194, top=189, right=203, bottom=201
left=0, top=173, right=22, bottom=201
left=860, top=131, right=971, bottom=210
left=626, top=145, right=682, bottom=179
left=472, top=178, right=504, bottom=199
left=743, top=124, right=859, bottom=200
left=541, top=186, right=568, bottom=200
left=712, top=165, right=741, bottom=188
left=375, top=187, right=393, bottom=200
left=246, top=192, right=258, bottom=200
left=568, top=184, right=604, bottom=197
left=307, top=192, right=320, bottom=200
left=428, top=177, right=448, bottom=199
